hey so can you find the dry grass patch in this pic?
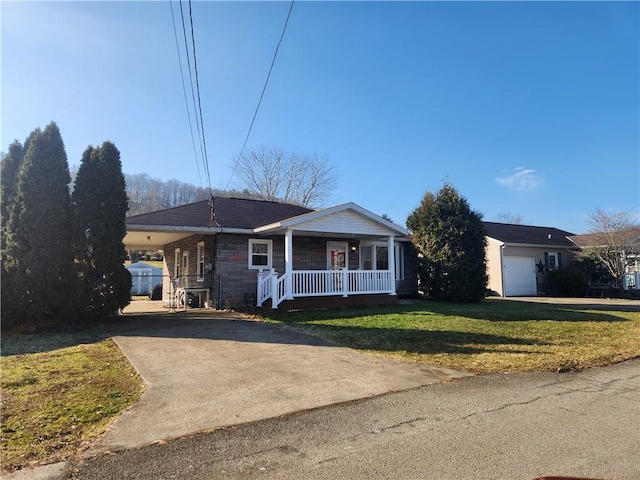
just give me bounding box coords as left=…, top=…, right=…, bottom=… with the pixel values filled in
left=1, top=332, right=146, bottom=473
left=265, top=298, right=640, bottom=373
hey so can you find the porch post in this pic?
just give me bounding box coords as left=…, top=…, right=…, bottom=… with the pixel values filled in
left=388, top=235, right=396, bottom=295
left=285, top=229, right=294, bottom=299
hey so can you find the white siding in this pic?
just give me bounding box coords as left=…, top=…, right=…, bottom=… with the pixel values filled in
left=485, top=238, right=504, bottom=296
left=294, top=210, right=394, bottom=236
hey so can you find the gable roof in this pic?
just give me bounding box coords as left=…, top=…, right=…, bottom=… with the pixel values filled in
left=483, top=221, right=577, bottom=248
left=126, top=197, right=313, bottom=230
left=255, top=202, right=409, bottom=237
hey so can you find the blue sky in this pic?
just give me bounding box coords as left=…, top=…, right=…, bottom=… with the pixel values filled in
left=2, top=1, right=638, bottom=234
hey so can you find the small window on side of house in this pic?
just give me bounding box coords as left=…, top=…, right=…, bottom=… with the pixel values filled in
left=174, top=248, right=181, bottom=278
left=197, top=242, right=205, bottom=282
left=249, top=239, right=272, bottom=269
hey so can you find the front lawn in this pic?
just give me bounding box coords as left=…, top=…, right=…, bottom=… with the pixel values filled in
left=264, top=298, right=640, bottom=373
left=0, top=331, right=146, bottom=473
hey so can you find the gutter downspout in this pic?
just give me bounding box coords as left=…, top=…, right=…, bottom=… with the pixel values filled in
left=499, top=242, right=506, bottom=297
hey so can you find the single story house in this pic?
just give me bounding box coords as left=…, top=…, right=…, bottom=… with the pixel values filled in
left=124, top=197, right=417, bottom=310
left=484, top=222, right=579, bottom=297
left=568, top=229, right=640, bottom=290
left=125, top=261, right=163, bottom=295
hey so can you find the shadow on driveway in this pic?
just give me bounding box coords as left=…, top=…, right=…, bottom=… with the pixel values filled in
left=90, top=312, right=471, bottom=456
left=105, top=312, right=335, bottom=347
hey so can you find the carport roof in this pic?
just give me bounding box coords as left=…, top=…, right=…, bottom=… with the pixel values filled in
left=125, top=198, right=314, bottom=248
left=484, top=222, right=578, bottom=248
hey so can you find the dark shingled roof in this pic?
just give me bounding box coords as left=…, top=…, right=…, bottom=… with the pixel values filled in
left=126, top=197, right=314, bottom=230
left=569, top=228, right=640, bottom=248
left=483, top=222, right=577, bottom=248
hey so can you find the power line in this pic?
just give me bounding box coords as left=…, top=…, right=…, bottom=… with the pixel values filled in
left=225, top=0, right=295, bottom=190
left=176, top=0, right=211, bottom=193
left=169, top=0, right=204, bottom=189
left=187, top=0, right=212, bottom=193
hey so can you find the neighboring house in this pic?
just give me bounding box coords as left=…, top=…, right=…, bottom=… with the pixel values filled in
left=124, top=197, right=417, bottom=310
left=568, top=229, right=640, bottom=290
left=125, top=261, right=163, bottom=295
left=484, top=222, right=579, bottom=297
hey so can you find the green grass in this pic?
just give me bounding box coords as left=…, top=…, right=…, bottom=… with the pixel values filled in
left=264, top=298, right=640, bottom=373
left=1, top=331, right=146, bottom=473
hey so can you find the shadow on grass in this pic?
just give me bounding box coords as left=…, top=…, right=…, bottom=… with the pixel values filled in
left=273, top=299, right=635, bottom=324
left=0, top=329, right=108, bottom=356
left=421, top=300, right=632, bottom=323
left=297, top=323, right=549, bottom=356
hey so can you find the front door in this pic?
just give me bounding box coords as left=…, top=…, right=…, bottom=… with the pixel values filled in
left=327, top=241, right=348, bottom=294
left=327, top=242, right=348, bottom=270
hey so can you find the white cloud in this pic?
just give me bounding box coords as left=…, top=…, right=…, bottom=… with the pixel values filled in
left=496, top=167, right=542, bottom=192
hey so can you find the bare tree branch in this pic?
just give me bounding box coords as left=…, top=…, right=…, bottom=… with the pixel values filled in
left=578, top=209, right=640, bottom=292
left=233, top=148, right=336, bottom=207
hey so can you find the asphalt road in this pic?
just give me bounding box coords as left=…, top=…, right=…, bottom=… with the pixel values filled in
left=70, top=358, right=640, bottom=480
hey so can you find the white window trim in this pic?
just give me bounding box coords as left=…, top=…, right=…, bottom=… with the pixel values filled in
left=547, top=252, right=558, bottom=271
left=182, top=250, right=189, bottom=281
left=174, top=248, right=181, bottom=278
left=327, top=241, right=349, bottom=270
left=196, top=241, right=205, bottom=282
left=359, top=241, right=404, bottom=280
left=249, top=239, right=273, bottom=270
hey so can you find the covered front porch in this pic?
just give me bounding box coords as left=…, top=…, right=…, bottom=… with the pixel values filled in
left=257, top=255, right=397, bottom=309
left=253, top=204, right=407, bottom=309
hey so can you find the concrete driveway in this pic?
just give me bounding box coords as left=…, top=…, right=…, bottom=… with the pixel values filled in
left=89, top=311, right=470, bottom=456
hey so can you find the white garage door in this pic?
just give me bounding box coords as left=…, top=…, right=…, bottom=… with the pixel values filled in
left=503, top=256, right=536, bottom=296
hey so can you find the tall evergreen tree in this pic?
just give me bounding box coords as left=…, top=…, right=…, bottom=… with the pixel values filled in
left=72, top=141, right=131, bottom=317
left=1, top=140, right=24, bottom=249
left=3, top=123, right=75, bottom=325
left=407, top=183, right=487, bottom=303
left=1, top=140, right=26, bottom=326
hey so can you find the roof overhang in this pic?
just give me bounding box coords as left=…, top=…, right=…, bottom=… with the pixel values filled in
left=124, top=224, right=252, bottom=250
left=487, top=239, right=581, bottom=250
left=125, top=203, right=410, bottom=250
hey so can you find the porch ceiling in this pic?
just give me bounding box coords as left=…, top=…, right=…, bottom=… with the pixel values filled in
left=124, top=230, right=193, bottom=250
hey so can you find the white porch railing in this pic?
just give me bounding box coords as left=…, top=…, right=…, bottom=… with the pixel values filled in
left=257, top=269, right=275, bottom=307
left=257, top=269, right=393, bottom=309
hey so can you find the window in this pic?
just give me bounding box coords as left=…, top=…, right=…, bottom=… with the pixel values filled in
left=197, top=242, right=205, bottom=282
left=174, top=248, right=181, bottom=278
left=546, top=252, right=561, bottom=271
left=359, top=242, right=404, bottom=280
left=249, top=239, right=272, bottom=269
left=376, top=246, right=389, bottom=271
left=182, top=251, right=189, bottom=285
left=360, top=245, right=373, bottom=270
